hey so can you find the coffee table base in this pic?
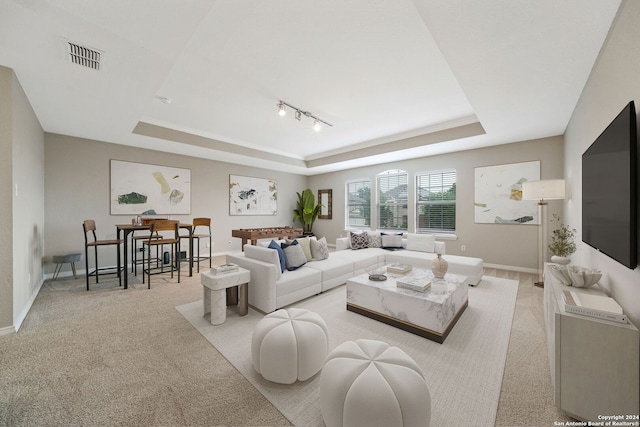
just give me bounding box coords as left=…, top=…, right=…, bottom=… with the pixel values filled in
left=347, top=300, right=468, bottom=344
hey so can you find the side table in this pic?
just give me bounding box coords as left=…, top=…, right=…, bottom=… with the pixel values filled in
left=201, top=267, right=250, bottom=325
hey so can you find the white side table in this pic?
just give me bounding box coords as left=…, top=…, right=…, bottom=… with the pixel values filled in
left=201, top=267, right=250, bottom=325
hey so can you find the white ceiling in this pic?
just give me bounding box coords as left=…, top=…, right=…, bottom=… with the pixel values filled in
left=0, top=0, right=621, bottom=175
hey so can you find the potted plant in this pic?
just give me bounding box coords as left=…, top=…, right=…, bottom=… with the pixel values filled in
left=293, top=189, right=323, bottom=236
left=548, top=214, right=576, bottom=264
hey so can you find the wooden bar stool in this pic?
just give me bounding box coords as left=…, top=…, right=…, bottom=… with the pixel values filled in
left=142, top=219, right=180, bottom=289
left=83, top=220, right=123, bottom=290
left=180, top=217, right=212, bottom=273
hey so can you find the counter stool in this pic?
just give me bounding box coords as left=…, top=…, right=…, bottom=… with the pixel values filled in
left=52, top=253, right=82, bottom=280
left=83, top=220, right=123, bottom=291
left=180, top=217, right=212, bottom=273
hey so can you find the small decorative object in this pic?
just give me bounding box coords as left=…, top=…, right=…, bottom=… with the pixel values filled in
left=431, top=254, right=448, bottom=278
left=567, top=266, right=602, bottom=288
left=548, top=264, right=572, bottom=285
left=548, top=214, right=576, bottom=264
left=368, top=267, right=387, bottom=281
left=386, top=263, right=412, bottom=274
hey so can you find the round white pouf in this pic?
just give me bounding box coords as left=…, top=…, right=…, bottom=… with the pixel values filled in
left=320, top=339, right=431, bottom=427
left=252, top=308, right=329, bottom=384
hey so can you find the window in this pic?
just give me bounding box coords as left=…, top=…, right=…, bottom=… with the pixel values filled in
left=346, top=179, right=371, bottom=228
left=377, top=170, right=408, bottom=231
left=416, top=169, right=456, bottom=234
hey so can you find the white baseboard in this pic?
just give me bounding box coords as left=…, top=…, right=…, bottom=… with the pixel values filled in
left=0, top=325, right=15, bottom=336
left=484, top=262, right=538, bottom=275
left=13, top=276, right=45, bottom=333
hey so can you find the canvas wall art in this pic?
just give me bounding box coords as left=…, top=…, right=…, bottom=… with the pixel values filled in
left=229, top=175, right=277, bottom=216
left=110, top=160, right=191, bottom=215
left=474, top=160, right=540, bottom=224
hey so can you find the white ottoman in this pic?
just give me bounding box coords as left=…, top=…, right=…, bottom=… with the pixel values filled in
left=320, top=339, right=431, bottom=427
left=252, top=308, right=328, bottom=384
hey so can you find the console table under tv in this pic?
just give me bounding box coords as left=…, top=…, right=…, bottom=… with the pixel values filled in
left=232, top=227, right=303, bottom=249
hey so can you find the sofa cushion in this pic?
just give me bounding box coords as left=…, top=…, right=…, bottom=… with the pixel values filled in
left=282, top=240, right=307, bottom=271
left=350, top=231, right=369, bottom=250
left=268, top=239, right=286, bottom=273
left=310, top=236, right=330, bottom=260
left=297, top=237, right=313, bottom=261
left=406, top=233, right=436, bottom=253
left=381, top=232, right=403, bottom=249
left=367, top=231, right=382, bottom=248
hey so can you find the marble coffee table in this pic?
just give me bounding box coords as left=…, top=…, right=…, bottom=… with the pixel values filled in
left=346, top=268, right=468, bottom=343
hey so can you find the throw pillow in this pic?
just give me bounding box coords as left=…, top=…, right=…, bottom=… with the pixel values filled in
left=281, top=240, right=307, bottom=270
left=310, top=236, right=330, bottom=260
left=268, top=239, right=286, bottom=273
left=350, top=231, right=369, bottom=250
left=381, top=232, right=403, bottom=249
left=406, top=233, right=436, bottom=253
left=296, top=237, right=313, bottom=261
left=367, top=231, right=382, bottom=248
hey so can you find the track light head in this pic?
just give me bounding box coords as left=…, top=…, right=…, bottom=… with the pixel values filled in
left=278, top=102, right=286, bottom=116
left=277, top=99, right=332, bottom=130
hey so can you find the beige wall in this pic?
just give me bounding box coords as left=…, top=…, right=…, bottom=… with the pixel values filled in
left=0, top=65, right=45, bottom=333
left=565, top=0, right=640, bottom=327
left=309, top=136, right=564, bottom=270
left=44, top=134, right=308, bottom=272
left=0, top=67, right=13, bottom=331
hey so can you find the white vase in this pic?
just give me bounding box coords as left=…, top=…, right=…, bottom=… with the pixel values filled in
left=551, top=255, right=571, bottom=265
left=431, top=254, right=448, bottom=278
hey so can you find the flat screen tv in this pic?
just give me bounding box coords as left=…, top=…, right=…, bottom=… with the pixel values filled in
left=582, top=100, right=637, bottom=269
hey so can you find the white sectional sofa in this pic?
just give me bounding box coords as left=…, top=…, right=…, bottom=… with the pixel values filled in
left=226, top=233, right=483, bottom=313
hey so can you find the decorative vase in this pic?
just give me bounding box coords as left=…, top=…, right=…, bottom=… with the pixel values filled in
left=551, top=255, right=571, bottom=265
left=431, top=254, right=448, bottom=278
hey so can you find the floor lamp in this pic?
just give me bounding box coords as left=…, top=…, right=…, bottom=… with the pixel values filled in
left=522, top=179, right=566, bottom=288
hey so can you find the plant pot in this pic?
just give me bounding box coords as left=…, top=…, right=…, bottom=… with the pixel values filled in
left=550, top=255, right=571, bottom=265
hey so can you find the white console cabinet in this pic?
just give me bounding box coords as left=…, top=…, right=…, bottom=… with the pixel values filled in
left=543, top=263, right=639, bottom=421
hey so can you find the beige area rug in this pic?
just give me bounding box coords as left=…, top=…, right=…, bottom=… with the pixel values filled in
left=176, top=276, right=518, bottom=427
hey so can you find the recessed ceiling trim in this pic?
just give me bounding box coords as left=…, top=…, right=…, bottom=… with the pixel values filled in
left=132, top=121, right=307, bottom=168
left=306, top=121, right=486, bottom=168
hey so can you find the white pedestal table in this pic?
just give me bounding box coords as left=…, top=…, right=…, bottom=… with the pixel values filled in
left=201, top=267, right=250, bottom=325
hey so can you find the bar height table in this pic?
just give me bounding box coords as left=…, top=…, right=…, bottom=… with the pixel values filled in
left=116, top=223, right=195, bottom=289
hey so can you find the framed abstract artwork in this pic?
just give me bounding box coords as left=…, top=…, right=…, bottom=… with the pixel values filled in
left=110, top=160, right=191, bottom=215
left=474, top=160, right=540, bottom=224
left=229, top=175, right=278, bottom=216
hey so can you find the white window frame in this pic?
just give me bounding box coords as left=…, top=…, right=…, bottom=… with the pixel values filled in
left=345, top=179, right=371, bottom=230
left=415, top=168, right=457, bottom=235
left=376, top=169, right=408, bottom=232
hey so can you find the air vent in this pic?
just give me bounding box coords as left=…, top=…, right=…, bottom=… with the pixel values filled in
left=67, top=41, right=102, bottom=70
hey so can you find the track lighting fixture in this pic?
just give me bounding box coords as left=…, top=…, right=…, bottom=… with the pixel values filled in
left=276, top=100, right=332, bottom=131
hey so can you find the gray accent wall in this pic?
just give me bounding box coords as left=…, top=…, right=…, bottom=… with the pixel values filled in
left=565, top=0, right=640, bottom=328
left=308, top=136, right=564, bottom=271
left=44, top=133, right=308, bottom=272
left=0, top=65, right=45, bottom=333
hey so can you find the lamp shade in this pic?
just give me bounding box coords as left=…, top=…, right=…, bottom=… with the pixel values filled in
left=522, top=179, right=565, bottom=201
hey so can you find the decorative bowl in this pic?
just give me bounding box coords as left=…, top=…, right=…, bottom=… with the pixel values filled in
left=548, top=264, right=572, bottom=285
left=567, top=266, right=602, bottom=288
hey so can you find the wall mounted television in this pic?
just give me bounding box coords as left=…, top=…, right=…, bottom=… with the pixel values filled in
left=582, top=100, right=637, bottom=269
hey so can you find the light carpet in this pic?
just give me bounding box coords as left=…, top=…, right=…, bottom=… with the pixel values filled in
left=176, top=275, right=518, bottom=427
